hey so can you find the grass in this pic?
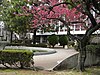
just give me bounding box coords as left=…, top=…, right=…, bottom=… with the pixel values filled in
left=0, top=66, right=100, bottom=75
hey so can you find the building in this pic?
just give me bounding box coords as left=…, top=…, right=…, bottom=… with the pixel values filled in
left=28, top=20, right=100, bottom=44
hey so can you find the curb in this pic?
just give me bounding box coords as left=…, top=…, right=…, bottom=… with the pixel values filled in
left=5, top=46, right=57, bottom=56
left=34, top=50, right=56, bottom=56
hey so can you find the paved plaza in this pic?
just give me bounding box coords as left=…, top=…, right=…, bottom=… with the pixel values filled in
left=34, top=48, right=78, bottom=70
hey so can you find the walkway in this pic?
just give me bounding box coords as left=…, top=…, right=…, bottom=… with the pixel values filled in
left=34, top=48, right=79, bottom=70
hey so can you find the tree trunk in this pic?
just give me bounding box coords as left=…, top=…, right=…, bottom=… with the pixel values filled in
left=22, top=33, right=26, bottom=45
left=78, top=39, right=87, bottom=72
left=78, top=49, right=86, bottom=71
left=63, top=45, right=65, bottom=48
left=33, top=29, right=37, bottom=44
left=10, top=31, right=13, bottom=43
left=53, top=45, right=55, bottom=48
left=20, top=62, right=24, bottom=69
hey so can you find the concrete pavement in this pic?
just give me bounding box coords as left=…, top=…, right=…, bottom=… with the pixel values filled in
left=34, top=48, right=79, bottom=70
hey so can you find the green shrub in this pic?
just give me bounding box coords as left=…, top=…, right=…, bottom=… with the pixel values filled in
left=12, top=40, right=23, bottom=43
left=0, top=49, right=34, bottom=69
left=59, top=35, right=68, bottom=48
left=7, top=43, right=24, bottom=46
left=74, top=45, right=79, bottom=51
left=10, top=39, right=32, bottom=46
left=68, top=41, right=75, bottom=46
left=66, top=41, right=75, bottom=49
left=86, top=45, right=100, bottom=57
left=47, top=34, right=58, bottom=48
left=31, top=43, right=47, bottom=47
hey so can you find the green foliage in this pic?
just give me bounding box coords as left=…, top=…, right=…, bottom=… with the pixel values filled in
left=0, top=49, right=34, bottom=68
left=7, top=43, right=25, bottom=46
left=0, top=0, right=2, bottom=5
left=65, top=0, right=80, bottom=9
left=59, top=35, right=68, bottom=48
left=86, top=45, right=100, bottom=57
left=0, top=0, right=32, bottom=44
left=32, top=43, right=47, bottom=48
left=68, top=41, right=75, bottom=46
left=1, top=0, right=32, bottom=34
left=7, top=43, right=47, bottom=48
left=74, top=45, right=79, bottom=51
left=47, top=34, right=58, bottom=48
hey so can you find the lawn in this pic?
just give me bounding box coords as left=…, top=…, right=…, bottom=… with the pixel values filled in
left=0, top=66, right=100, bottom=75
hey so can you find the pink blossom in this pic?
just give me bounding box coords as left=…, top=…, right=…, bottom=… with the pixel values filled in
left=19, top=0, right=86, bottom=29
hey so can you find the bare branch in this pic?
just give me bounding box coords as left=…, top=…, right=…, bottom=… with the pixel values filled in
left=70, top=21, right=85, bottom=24
left=48, top=2, right=72, bottom=11
left=91, top=0, right=100, bottom=12
left=86, top=22, right=100, bottom=36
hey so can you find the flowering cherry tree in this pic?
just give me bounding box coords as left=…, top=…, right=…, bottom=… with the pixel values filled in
left=48, top=0, right=100, bottom=71
left=14, top=0, right=100, bottom=71
left=20, top=0, right=85, bottom=44
left=21, top=0, right=86, bottom=69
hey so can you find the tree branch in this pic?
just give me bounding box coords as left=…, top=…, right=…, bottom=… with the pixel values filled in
left=49, top=2, right=72, bottom=11
left=70, top=21, right=85, bottom=24
left=83, top=0, right=98, bottom=27
left=86, top=22, right=100, bottom=36
left=91, top=8, right=100, bottom=15
left=91, top=0, right=100, bottom=12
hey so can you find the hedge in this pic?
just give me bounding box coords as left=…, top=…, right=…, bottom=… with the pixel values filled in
left=0, top=49, right=34, bottom=69
left=7, top=43, right=47, bottom=48
left=7, top=43, right=25, bottom=46
left=31, top=43, right=47, bottom=47
left=86, top=45, right=100, bottom=57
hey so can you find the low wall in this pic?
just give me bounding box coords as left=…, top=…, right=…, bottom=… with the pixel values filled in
left=85, top=51, right=100, bottom=66
left=53, top=52, right=100, bottom=70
